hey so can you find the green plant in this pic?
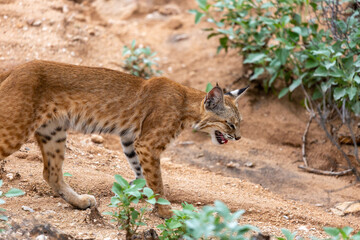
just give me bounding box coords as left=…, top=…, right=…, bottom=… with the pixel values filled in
left=0, top=179, right=25, bottom=232
left=103, top=175, right=169, bottom=239
left=122, top=40, right=162, bottom=79
left=322, top=227, right=360, bottom=240
left=192, top=0, right=360, bottom=179
left=157, top=202, right=197, bottom=240
left=278, top=227, right=360, bottom=240
left=158, top=200, right=258, bottom=240
left=184, top=200, right=259, bottom=239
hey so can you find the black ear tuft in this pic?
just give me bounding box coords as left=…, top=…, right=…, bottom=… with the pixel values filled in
left=225, top=85, right=249, bottom=98
left=204, top=85, right=224, bottom=111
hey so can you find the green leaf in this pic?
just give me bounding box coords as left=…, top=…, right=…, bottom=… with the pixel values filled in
left=169, top=221, right=182, bottom=229
left=157, top=198, right=171, bottom=205
left=131, top=179, right=146, bottom=189
left=205, top=82, right=213, bottom=93
left=278, top=88, right=289, bottom=99
left=5, top=188, right=24, bottom=198
left=63, top=172, right=72, bottom=177
left=244, top=53, right=267, bottom=64
left=143, top=187, right=154, bottom=198
left=352, top=101, right=360, bottom=114
left=131, top=210, right=140, bottom=220
left=146, top=198, right=156, bottom=205
left=131, top=40, right=136, bottom=49
left=196, top=0, right=208, bottom=10
left=324, top=227, right=340, bottom=237
left=0, top=180, right=3, bottom=188
left=354, top=75, right=360, bottom=84
left=281, top=229, right=296, bottom=240
left=250, top=68, right=264, bottom=81
left=340, top=226, right=353, bottom=238
left=333, top=88, right=347, bottom=100
left=347, top=87, right=357, bottom=101
left=289, top=79, right=301, bottom=92
left=305, top=58, right=318, bottom=69
left=102, top=211, right=115, bottom=216
left=292, top=26, right=302, bottom=36
left=112, top=182, right=123, bottom=196
left=324, top=61, right=336, bottom=70
left=313, top=66, right=328, bottom=77
left=195, top=11, right=205, bottom=24
left=114, top=174, right=130, bottom=189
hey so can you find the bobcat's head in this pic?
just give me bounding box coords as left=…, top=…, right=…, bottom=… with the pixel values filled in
left=194, top=84, right=248, bottom=145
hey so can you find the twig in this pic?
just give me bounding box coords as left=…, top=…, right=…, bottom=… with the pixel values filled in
left=298, top=165, right=353, bottom=176
left=302, top=114, right=315, bottom=167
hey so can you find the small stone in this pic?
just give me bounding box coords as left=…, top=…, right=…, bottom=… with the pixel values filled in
left=196, top=153, right=204, bottom=158
left=6, top=173, right=14, bottom=180
left=27, top=19, right=42, bottom=27
left=36, top=235, right=47, bottom=240
left=226, top=162, right=238, bottom=168
left=298, top=226, right=308, bottom=232
left=91, top=134, right=104, bottom=144
left=22, top=206, right=35, bottom=213
left=169, top=33, right=189, bottom=42
left=244, top=161, right=254, bottom=168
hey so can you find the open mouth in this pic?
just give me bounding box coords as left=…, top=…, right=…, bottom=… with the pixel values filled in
left=215, top=130, right=228, bottom=144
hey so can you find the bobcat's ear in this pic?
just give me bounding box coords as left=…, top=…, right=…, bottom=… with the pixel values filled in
left=225, top=85, right=249, bottom=102
left=204, top=84, right=225, bottom=112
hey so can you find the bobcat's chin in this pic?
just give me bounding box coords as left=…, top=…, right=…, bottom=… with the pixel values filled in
left=211, top=130, right=228, bottom=145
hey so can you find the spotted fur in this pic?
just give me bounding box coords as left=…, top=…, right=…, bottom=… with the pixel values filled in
left=0, top=60, right=247, bottom=218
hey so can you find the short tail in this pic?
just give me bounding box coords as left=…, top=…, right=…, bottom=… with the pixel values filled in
left=0, top=70, right=11, bottom=86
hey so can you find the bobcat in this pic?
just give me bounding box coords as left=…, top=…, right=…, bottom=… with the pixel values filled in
left=0, top=60, right=248, bottom=218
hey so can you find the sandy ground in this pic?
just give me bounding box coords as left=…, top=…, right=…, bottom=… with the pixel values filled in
left=0, top=0, right=360, bottom=239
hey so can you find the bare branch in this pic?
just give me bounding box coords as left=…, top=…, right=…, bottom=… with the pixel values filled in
left=302, top=114, right=315, bottom=167
left=298, top=165, right=353, bottom=176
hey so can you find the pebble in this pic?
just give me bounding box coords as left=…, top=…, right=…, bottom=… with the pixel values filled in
left=36, top=235, right=47, bottom=240
left=244, top=161, right=254, bottom=168
left=22, top=206, right=35, bottom=213
left=91, top=134, right=104, bottom=144
left=6, top=173, right=14, bottom=180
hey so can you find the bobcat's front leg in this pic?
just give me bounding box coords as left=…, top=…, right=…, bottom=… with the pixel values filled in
left=134, top=141, right=172, bottom=218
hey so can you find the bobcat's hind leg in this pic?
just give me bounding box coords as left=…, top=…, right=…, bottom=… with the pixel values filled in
left=35, top=119, right=96, bottom=209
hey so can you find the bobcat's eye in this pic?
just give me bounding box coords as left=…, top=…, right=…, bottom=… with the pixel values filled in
left=226, top=121, right=235, bottom=130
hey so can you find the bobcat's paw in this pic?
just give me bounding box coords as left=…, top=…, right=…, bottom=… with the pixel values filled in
left=156, top=204, right=173, bottom=219
left=76, top=194, right=97, bottom=209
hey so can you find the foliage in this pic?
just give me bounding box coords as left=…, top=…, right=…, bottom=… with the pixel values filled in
left=0, top=179, right=25, bottom=233
left=158, top=200, right=259, bottom=240
left=278, top=227, right=360, bottom=240
left=103, top=175, right=169, bottom=239
left=157, top=202, right=197, bottom=240
left=191, top=0, right=360, bottom=115
left=122, top=40, right=162, bottom=79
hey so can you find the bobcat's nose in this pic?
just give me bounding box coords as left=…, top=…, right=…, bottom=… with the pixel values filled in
left=235, top=136, right=241, bottom=140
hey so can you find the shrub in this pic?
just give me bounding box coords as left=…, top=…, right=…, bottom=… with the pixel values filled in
left=122, top=40, right=162, bottom=79
left=103, top=175, right=169, bottom=239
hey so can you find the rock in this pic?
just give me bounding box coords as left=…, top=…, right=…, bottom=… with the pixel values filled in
left=91, top=134, right=104, bottom=144
left=6, top=173, right=14, bottom=180
left=331, top=201, right=360, bottom=216
left=168, top=33, right=189, bottom=42
left=226, top=161, right=239, bottom=168
left=36, top=235, right=47, bottom=240
left=22, top=206, right=35, bottom=213
left=244, top=161, right=254, bottom=168
left=27, top=19, right=42, bottom=27
left=14, top=152, right=28, bottom=159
